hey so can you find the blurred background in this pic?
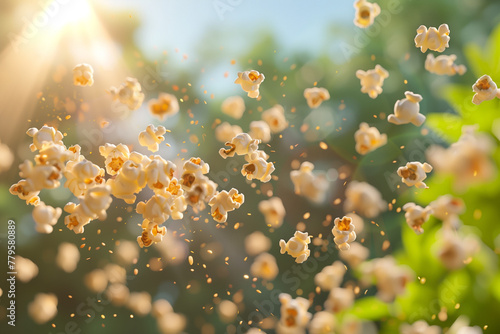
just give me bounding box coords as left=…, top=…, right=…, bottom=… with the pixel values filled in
left=1, top=0, right=500, bottom=333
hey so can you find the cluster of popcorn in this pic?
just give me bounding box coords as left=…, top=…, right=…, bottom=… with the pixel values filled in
left=219, top=132, right=275, bottom=183
left=290, top=161, right=329, bottom=203
left=109, top=77, right=145, bottom=110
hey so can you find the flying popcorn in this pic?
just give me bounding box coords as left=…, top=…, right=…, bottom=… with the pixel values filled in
left=303, top=87, right=330, bottom=109
left=241, top=150, right=275, bottom=182
left=344, top=181, right=386, bottom=218
left=435, top=229, right=479, bottom=270
left=314, top=261, right=346, bottom=291
left=276, top=293, right=312, bottom=334
left=388, top=91, right=425, bottom=126
left=355, top=65, right=389, bottom=99
left=415, top=24, right=450, bottom=53
left=32, top=202, right=62, bottom=233
left=262, top=104, right=288, bottom=133
left=127, top=291, right=152, bottom=317
left=354, top=122, right=387, bottom=155
left=138, top=124, right=167, bottom=152
left=324, top=287, right=355, bottom=313
left=56, top=242, right=80, bottom=273
left=109, top=77, right=145, bottom=110
left=72, top=63, right=94, bottom=87
left=26, top=125, right=64, bottom=153
left=426, top=125, right=496, bottom=190
left=136, top=192, right=186, bottom=224
left=249, top=120, right=272, bottom=143
left=234, top=70, right=265, bottom=98
left=146, top=155, right=177, bottom=193
left=15, top=255, right=39, bottom=283
left=0, top=140, right=14, bottom=173
left=99, top=143, right=131, bottom=176
left=64, top=185, right=113, bottom=234
left=400, top=320, right=441, bottom=334
left=180, top=157, right=209, bottom=189
left=9, top=179, right=41, bottom=206
left=397, top=161, right=433, bottom=188
left=308, top=311, right=336, bottom=334
left=245, top=231, right=272, bottom=256
left=114, top=240, right=139, bottom=266
left=219, top=133, right=259, bottom=159
left=106, top=283, right=130, bottom=306
left=290, top=161, right=329, bottom=203
left=217, top=300, right=239, bottom=323
left=402, top=202, right=433, bottom=234
left=339, top=242, right=369, bottom=268
left=425, top=54, right=466, bottom=76
left=361, top=256, right=414, bottom=302
left=279, top=231, right=312, bottom=263
left=250, top=252, right=279, bottom=281
left=137, top=219, right=167, bottom=248
left=28, top=293, right=58, bottom=324
left=148, top=92, right=180, bottom=120
left=221, top=95, right=246, bottom=119
left=258, top=197, right=286, bottom=228
left=208, top=188, right=244, bottom=223
left=353, top=0, right=381, bottom=28
left=471, top=74, right=500, bottom=105
left=332, top=216, right=357, bottom=251
left=64, top=158, right=105, bottom=197
left=107, top=153, right=149, bottom=204
left=215, top=122, right=243, bottom=143
left=429, top=195, right=465, bottom=229
left=184, top=177, right=217, bottom=212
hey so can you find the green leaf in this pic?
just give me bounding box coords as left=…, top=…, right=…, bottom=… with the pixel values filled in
left=349, top=297, right=391, bottom=320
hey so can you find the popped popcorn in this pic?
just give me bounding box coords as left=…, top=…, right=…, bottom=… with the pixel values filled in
left=425, top=54, right=466, bottom=76
left=19, top=160, right=61, bottom=190
left=250, top=252, right=279, bottom=281
left=136, top=193, right=185, bottom=224
left=354, top=122, right=387, bottom=155
left=414, top=24, right=450, bottom=53
left=9, top=179, right=41, bottom=206
left=355, top=65, right=389, bottom=99
left=15, top=255, right=39, bottom=283
left=217, top=300, right=239, bottom=323
left=184, top=177, right=217, bottom=212
left=324, top=287, right=354, bottom=313
left=99, top=143, right=130, bottom=176
left=64, top=185, right=113, bottom=234
left=56, top=242, right=80, bottom=273
left=114, top=240, right=139, bottom=266
left=234, top=70, right=265, bottom=98
left=72, top=63, right=94, bottom=87
left=221, top=95, right=246, bottom=119
left=28, top=293, right=58, bottom=324
left=26, top=125, right=64, bottom=152
left=137, top=219, right=167, bottom=248
left=426, top=125, right=496, bottom=190
left=215, top=122, right=243, bottom=143
left=146, top=155, right=177, bottom=194
left=290, top=161, right=329, bottom=203
left=308, top=311, right=336, bottom=334
left=105, top=283, right=130, bottom=306
left=344, top=181, right=386, bottom=218
left=276, top=293, right=312, bottom=334
left=258, top=197, right=286, bottom=228
left=279, top=231, right=312, bottom=263
left=32, top=202, right=62, bottom=233
left=435, top=229, right=479, bottom=270
left=339, top=242, right=370, bottom=268
left=303, top=87, right=330, bottom=109
left=429, top=195, right=465, bottom=229
left=138, top=124, right=167, bottom=152
left=471, top=74, right=500, bottom=105
left=332, top=216, right=357, bottom=251
left=0, top=140, right=14, bottom=173
left=314, top=261, right=346, bottom=291
left=388, top=91, right=425, bottom=126
left=400, top=320, right=441, bottom=334
left=127, top=291, right=152, bottom=316
left=361, top=256, right=413, bottom=302
left=402, top=202, right=433, bottom=234
left=262, top=104, right=288, bottom=133
left=249, top=120, right=272, bottom=143
left=353, top=0, right=381, bottom=28
left=64, top=158, right=105, bottom=197
left=106, top=153, right=148, bottom=204
left=397, top=161, right=433, bottom=188
left=208, top=188, right=244, bottom=223
left=109, top=77, right=145, bottom=110
left=219, top=133, right=259, bottom=159
left=241, top=150, right=275, bottom=182
left=245, top=231, right=272, bottom=256
left=148, top=93, right=180, bottom=120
